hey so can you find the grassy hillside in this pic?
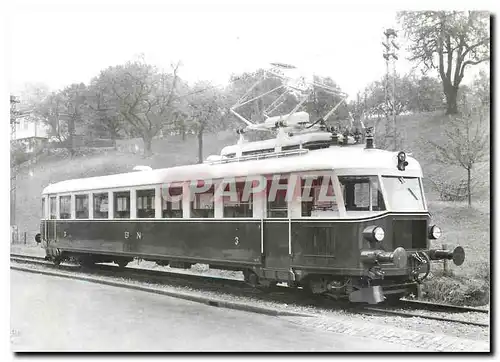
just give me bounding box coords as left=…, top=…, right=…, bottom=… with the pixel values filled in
left=14, top=130, right=237, bottom=238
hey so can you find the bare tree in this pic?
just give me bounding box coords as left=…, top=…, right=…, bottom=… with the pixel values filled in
left=399, top=11, right=490, bottom=114
left=428, top=105, right=489, bottom=206
left=59, top=83, right=88, bottom=157
left=86, top=77, right=124, bottom=149
left=35, top=92, right=65, bottom=142
left=184, top=81, right=227, bottom=163
left=107, top=59, right=181, bottom=156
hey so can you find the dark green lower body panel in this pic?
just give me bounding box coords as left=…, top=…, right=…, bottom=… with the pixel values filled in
left=47, top=220, right=263, bottom=267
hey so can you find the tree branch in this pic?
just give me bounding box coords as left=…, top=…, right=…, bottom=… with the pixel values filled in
left=459, top=58, right=490, bottom=80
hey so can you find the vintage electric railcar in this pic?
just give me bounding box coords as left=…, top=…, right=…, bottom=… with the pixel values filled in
left=35, top=131, right=465, bottom=304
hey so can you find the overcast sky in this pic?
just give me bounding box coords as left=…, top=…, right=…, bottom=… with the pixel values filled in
left=4, top=1, right=490, bottom=100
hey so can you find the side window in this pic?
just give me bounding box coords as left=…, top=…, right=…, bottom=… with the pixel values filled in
left=75, top=194, right=89, bottom=219
left=137, top=189, right=155, bottom=218
left=301, top=176, right=338, bottom=216
left=59, top=196, right=71, bottom=219
left=42, top=197, right=46, bottom=219
left=191, top=184, right=214, bottom=218
left=93, top=193, right=109, bottom=219
left=162, top=186, right=183, bottom=218
left=222, top=181, right=253, bottom=218
left=49, top=196, right=57, bottom=219
left=338, top=176, right=385, bottom=211
left=267, top=175, right=288, bottom=218
left=114, top=191, right=130, bottom=219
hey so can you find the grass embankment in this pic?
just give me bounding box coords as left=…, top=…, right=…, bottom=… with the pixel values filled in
left=14, top=111, right=490, bottom=306
left=422, top=201, right=490, bottom=306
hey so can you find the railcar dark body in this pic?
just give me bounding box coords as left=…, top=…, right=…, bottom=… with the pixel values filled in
left=36, top=139, right=466, bottom=303
left=40, top=212, right=432, bottom=286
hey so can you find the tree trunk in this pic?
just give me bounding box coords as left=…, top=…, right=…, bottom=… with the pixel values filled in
left=181, top=125, right=186, bottom=141
left=143, top=136, right=153, bottom=157
left=197, top=127, right=204, bottom=164
left=67, top=113, right=76, bottom=158
left=444, top=84, right=459, bottom=115
left=467, top=167, right=472, bottom=207
left=110, top=132, right=117, bottom=150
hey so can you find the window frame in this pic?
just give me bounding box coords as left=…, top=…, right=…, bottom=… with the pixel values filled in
left=162, top=185, right=183, bottom=218
left=75, top=194, right=90, bottom=219
left=49, top=196, right=57, bottom=219
left=300, top=175, right=340, bottom=217
left=136, top=189, right=156, bottom=219
left=190, top=183, right=215, bottom=218
left=93, top=192, right=109, bottom=219
left=266, top=175, right=289, bottom=218
left=381, top=176, right=426, bottom=211
left=338, top=175, right=386, bottom=212
left=221, top=180, right=253, bottom=218
left=41, top=196, right=46, bottom=219
left=114, top=191, right=131, bottom=219
left=59, top=194, right=72, bottom=219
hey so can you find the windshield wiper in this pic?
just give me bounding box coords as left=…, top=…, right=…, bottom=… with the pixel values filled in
left=398, top=177, right=406, bottom=184
left=407, top=188, right=419, bottom=200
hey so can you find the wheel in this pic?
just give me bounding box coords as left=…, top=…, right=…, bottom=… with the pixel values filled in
left=116, top=260, right=129, bottom=269
left=79, top=257, right=95, bottom=267
left=383, top=294, right=403, bottom=305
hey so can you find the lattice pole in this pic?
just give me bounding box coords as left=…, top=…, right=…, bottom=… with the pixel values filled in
left=382, top=28, right=399, bottom=150
left=10, top=95, right=19, bottom=230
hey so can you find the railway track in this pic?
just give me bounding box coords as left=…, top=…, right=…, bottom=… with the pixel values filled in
left=11, top=253, right=489, bottom=328
left=9, top=254, right=321, bottom=307
left=399, top=298, right=489, bottom=314
left=359, top=304, right=489, bottom=328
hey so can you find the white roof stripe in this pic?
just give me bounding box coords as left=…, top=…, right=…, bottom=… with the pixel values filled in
left=42, top=147, right=423, bottom=195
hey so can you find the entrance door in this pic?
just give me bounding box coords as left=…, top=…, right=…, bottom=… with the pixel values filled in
left=262, top=219, right=290, bottom=271
left=47, top=195, right=57, bottom=242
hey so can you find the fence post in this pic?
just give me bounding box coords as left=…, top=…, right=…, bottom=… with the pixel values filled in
left=24, top=232, right=27, bottom=245
left=442, top=243, right=449, bottom=275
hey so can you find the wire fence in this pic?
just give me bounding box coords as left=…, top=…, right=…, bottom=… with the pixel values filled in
left=10, top=227, right=28, bottom=245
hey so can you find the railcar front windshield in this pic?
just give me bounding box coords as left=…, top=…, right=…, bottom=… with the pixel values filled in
left=382, top=176, right=426, bottom=211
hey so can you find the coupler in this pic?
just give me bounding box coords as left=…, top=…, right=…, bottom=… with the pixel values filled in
left=427, top=246, right=465, bottom=266
left=350, top=247, right=408, bottom=304
left=360, top=247, right=407, bottom=268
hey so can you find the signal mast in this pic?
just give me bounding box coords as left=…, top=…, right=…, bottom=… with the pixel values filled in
left=382, top=28, right=399, bottom=151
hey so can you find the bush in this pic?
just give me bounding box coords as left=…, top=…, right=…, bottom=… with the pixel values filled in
left=422, top=272, right=489, bottom=306
left=429, top=175, right=487, bottom=202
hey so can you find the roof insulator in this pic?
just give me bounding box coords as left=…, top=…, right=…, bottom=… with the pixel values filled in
left=342, top=130, right=350, bottom=146
left=330, top=127, right=339, bottom=145
left=365, top=127, right=374, bottom=149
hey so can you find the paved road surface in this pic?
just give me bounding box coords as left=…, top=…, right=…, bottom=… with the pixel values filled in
left=11, top=270, right=421, bottom=352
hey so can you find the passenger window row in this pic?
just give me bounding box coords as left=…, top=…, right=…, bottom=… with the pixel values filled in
left=44, top=185, right=256, bottom=219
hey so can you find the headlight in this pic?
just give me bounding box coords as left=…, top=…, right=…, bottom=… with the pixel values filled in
left=363, top=226, right=385, bottom=242
left=429, top=225, right=442, bottom=239
left=397, top=151, right=406, bottom=162
left=374, top=227, right=385, bottom=241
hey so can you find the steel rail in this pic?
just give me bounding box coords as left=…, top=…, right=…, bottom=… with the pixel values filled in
left=360, top=306, right=489, bottom=328
left=399, top=298, right=489, bottom=314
